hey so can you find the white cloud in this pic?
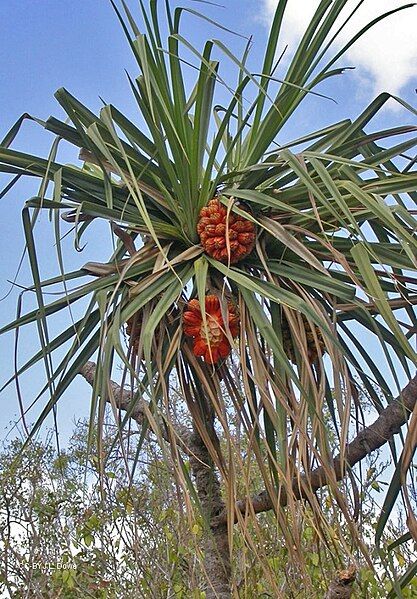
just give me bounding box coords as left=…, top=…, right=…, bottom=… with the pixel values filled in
left=262, top=1, right=417, bottom=98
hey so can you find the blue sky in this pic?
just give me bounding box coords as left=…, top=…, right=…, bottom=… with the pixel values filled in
left=1, top=0, right=416, bottom=444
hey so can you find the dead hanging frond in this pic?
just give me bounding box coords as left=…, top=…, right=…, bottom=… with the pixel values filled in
left=212, top=374, right=417, bottom=525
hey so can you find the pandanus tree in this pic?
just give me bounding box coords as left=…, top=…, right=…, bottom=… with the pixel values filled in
left=1, top=0, right=417, bottom=596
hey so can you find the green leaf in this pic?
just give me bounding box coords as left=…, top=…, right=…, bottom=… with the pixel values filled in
left=351, top=243, right=417, bottom=364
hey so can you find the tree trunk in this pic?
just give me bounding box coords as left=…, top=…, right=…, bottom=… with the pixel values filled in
left=189, top=429, right=231, bottom=599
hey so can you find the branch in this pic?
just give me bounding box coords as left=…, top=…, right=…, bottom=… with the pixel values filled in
left=79, top=361, right=192, bottom=449
left=216, top=374, right=417, bottom=523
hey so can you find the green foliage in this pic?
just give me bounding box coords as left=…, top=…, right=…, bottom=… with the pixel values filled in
left=0, top=426, right=202, bottom=597
left=1, top=422, right=416, bottom=597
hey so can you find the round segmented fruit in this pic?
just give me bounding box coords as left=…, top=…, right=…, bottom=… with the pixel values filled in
left=281, top=312, right=326, bottom=364
left=197, top=198, right=256, bottom=264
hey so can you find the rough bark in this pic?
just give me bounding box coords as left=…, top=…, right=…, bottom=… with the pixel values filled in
left=214, top=374, right=417, bottom=524
left=189, top=429, right=231, bottom=599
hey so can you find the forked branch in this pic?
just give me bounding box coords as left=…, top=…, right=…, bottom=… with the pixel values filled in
left=78, top=363, right=416, bottom=598
left=79, top=362, right=417, bottom=523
